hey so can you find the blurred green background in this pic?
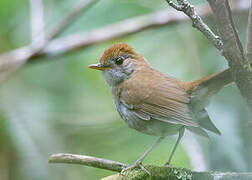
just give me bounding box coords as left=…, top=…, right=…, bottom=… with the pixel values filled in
left=0, top=0, right=251, bottom=179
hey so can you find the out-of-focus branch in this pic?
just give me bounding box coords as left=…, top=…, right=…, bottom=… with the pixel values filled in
left=49, top=153, right=127, bottom=172
left=29, top=0, right=45, bottom=47
left=41, top=8, right=188, bottom=56
left=0, top=0, right=99, bottom=81
left=207, top=0, right=252, bottom=112
left=0, top=1, right=249, bottom=81
left=0, top=46, right=35, bottom=81
left=0, top=5, right=196, bottom=79
left=165, top=0, right=223, bottom=51
left=47, top=0, right=99, bottom=40
left=1, top=2, right=249, bottom=60
left=246, top=0, right=252, bottom=62
left=182, top=134, right=207, bottom=171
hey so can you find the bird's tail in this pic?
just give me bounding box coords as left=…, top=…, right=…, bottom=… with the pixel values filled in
left=191, top=68, right=232, bottom=97
left=184, top=68, right=233, bottom=112
left=183, top=68, right=233, bottom=136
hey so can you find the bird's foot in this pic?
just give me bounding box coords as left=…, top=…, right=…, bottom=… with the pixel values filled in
left=164, top=162, right=173, bottom=168
left=121, top=160, right=150, bottom=175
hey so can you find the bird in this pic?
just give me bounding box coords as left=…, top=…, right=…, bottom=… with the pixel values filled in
left=88, top=43, right=232, bottom=174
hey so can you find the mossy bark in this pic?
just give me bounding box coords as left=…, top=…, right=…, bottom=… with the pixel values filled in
left=101, top=166, right=252, bottom=180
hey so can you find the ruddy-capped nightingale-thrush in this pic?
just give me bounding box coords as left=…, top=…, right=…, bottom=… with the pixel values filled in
left=88, top=43, right=232, bottom=174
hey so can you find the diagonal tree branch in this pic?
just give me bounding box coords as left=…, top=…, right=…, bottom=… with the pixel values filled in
left=41, top=8, right=190, bottom=57
left=246, top=0, right=252, bottom=62
left=207, top=0, right=252, bottom=113
left=208, top=0, right=245, bottom=59
left=0, top=3, right=249, bottom=65
left=0, top=4, right=209, bottom=81
left=0, top=0, right=99, bottom=81
left=47, top=0, right=99, bottom=40
left=0, top=1, right=249, bottom=82
left=165, top=0, right=223, bottom=51
left=0, top=0, right=47, bottom=81
left=166, top=0, right=252, bottom=113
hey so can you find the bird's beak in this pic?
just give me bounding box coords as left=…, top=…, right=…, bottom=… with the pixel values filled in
left=88, top=63, right=111, bottom=70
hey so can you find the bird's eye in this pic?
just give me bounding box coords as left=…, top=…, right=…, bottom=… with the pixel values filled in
left=115, top=56, right=125, bottom=65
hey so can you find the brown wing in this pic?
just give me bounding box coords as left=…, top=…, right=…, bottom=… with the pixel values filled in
left=119, top=67, right=198, bottom=127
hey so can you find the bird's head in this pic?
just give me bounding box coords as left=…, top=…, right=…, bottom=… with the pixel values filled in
left=88, top=43, right=149, bottom=86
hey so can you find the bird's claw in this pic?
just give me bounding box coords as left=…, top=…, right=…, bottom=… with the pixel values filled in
left=164, top=163, right=173, bottom=168
left=121, top=161, right=150, bottom=175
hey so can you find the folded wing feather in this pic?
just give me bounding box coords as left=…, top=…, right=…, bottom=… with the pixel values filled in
left=119, top=68, right=199, bottom=127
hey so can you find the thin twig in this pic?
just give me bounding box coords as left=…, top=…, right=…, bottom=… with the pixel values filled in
left=245, top=0, right=252, bottom=62
left=165, top=0, right=223, bottom=51
left=165, top=0, right=183, bottom=11
left=47, top=0, right=99, bottom=40
left=49, top=153, right=127, bottom=172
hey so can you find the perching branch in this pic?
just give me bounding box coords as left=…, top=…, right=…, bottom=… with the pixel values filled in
left=49, top=153, right=127, bottom=172
left=49, top=153, right=252, bottom=180
left=207, top=0, right=252, bottom=112
left=246, top=0, right=252, bottom=62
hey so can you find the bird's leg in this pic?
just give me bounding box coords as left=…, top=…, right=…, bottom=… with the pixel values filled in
left=121, top=136, right=165, bottom=175
left=164, top=127, right=185, bottom=166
